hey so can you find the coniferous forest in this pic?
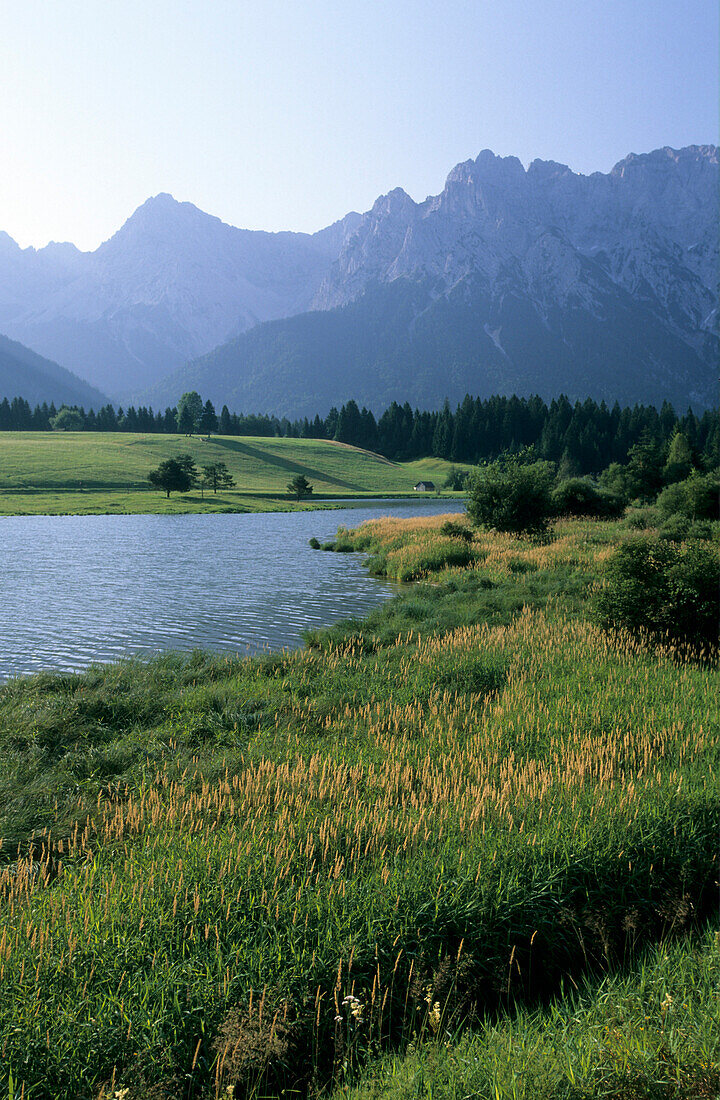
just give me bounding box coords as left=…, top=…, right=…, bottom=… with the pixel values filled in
left=0, top=392, right=717, bottom=477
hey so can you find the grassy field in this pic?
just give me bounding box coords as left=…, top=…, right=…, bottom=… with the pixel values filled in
left=0, top=513, right=717, bottom=1099
left=0, top=432, right=468, bottom=513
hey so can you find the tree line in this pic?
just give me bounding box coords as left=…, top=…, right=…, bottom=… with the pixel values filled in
left=1, top=390, right=717, bottom=476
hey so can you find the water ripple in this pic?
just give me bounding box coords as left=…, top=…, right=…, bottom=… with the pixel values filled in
left=0, top=499, right=463, bottom=679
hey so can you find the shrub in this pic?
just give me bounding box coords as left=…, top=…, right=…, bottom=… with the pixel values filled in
left=595, top=536, right=719, bottom=647
left=440, top=520, right=474, bottom=542
left=552, top=478, right=624, bottom=518
left=624, top=504, right=659, bottom=530
left=467, top=457, right=556, bottom=538
left=657, top=470, right=720, bottom=522
left=443, top=466, right=471, bottom=491
left=688, top=520, right=714, bottom=541
left=658, top=514, right=690, bottom=542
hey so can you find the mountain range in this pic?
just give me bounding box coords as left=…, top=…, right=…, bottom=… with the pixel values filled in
left=1, top=144, right=717, bottom=414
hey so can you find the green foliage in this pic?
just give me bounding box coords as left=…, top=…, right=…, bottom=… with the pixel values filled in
left=657, top=470, right=720, bottom=522
left=663, top=429, right=694, bottom=484
left=50, top=406, right=85, bottom=431
left=200, top=460, right=235, bottom=494
left=658, top=513, right=692, bottom=542
left=551, top=476, right=624, bottom=518
left=595, top=535, right=719, bottom=647
left=624, top=503, right=660, bottom=530
left=339, top=926, right=720, bottom=1100
left=599, top=460, right=631, bottom=502
left=287, top=473, right=313, bottom=500
left=198, top=398, right=218, bottom=435
left=439, top=520, right=474, bottom=542
left=467, top=456, right=556, bottom=537
left=176, top=390, right=203, bottom=434
left=624, top=434, right=666, bottom=501
left=147, top=453, right=197, bottom=497
left=443, top=466, right=470, bottom=491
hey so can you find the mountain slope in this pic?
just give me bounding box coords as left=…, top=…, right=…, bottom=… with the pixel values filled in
left=149, top=145, right=718, bottom=415
left=148, top=267, right=714, bottom=418
left=0, top=333, right=108, bottom=408
left=0, top=201, right=361, bottom=397
left=1, top=145, right=717, bottom=411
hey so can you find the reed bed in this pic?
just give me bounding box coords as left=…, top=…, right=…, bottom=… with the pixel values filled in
left=0, top=519, right=717, bottom=1097
left=331, top=513, right=619, bottom=584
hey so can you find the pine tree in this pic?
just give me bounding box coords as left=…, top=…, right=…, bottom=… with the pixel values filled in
left=199, top=400, right=219, bottom=435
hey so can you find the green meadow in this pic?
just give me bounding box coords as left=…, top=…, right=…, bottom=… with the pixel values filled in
left=0, top=432, right=467, bottom=514
left=0, top=512, right=717, bottom=1099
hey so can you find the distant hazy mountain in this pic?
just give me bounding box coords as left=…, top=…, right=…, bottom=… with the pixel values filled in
left=0, top=333, right=108, bottom=408
left=1, top=144, right=717, bottom=412
left=0, top=199, right=361, bottom=397
left=148, top=145, right=718, bottom=415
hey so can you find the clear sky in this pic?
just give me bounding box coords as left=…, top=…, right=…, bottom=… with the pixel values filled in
left=1, top=0, right=717, bottom=251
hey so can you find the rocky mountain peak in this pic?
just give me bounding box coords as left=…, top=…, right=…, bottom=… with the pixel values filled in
left=370, top=188, right=417, bottom=219
left=0, top=143, right=715, bottom=409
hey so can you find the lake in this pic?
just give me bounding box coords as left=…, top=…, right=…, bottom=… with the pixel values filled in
left=0, top=499, right=463, bottom=679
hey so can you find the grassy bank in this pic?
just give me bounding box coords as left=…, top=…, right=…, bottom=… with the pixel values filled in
left=0, top=432, right=468, bottom=514
left=0, top=515, right=717, bottom=1099
left=338, top=924, right=720, bottom=1100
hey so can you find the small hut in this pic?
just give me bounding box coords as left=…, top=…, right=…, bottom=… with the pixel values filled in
left=413, top=481, right=435, bottom=491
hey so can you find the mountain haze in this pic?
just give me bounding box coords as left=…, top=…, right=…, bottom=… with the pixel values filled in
left=0, top=145, right=716, bottom=412
left=0, top=200, right=361, bottom=397
left=0, top=334, right=108, bottom=408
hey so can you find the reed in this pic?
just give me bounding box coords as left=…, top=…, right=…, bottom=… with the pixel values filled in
left=0, top=518, right=716, bottom=1099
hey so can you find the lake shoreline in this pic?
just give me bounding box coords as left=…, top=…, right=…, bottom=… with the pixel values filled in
left=0, top=488, right=465, bottom=517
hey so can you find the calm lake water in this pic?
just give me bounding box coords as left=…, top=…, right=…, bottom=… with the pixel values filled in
left=0, top=499, right=463, bottom=680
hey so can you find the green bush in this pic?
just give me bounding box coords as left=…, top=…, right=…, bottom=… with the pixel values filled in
left=657, top=470, right=720, bottom=522
left=595, top=536, right=719, bottom=648
left=658, top=514, right=690, bottom=542
left=443, top=466, right=471, bottom=491
left=552, top=477, right=624, bottom=518
left=440, top=520, right=474, bottom=542
left=624, top=504, right=659, bottom=530
left=688, top=520, right=715, bottom=541
left=467, top=457, right=556, bottom=538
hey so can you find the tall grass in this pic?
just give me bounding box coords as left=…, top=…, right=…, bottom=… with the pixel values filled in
left=0, top=518, right=717, bottom=1097
left=338, top=925, right=720, bottom=1100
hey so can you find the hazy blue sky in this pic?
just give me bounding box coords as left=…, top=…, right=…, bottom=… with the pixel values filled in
left=2, top=0, right=717, bottom=250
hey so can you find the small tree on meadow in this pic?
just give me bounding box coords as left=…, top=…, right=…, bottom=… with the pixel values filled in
left=287, top=474, right=313, bottom=501
left=199, top=400, right=219, bottom=436
left=201, top=461, right=236, bottom=494
left=51, top=406, right=85, bottom=431
left=176, top=392, right=203, bottom=435
left=148, top=454, right=198, bottom=497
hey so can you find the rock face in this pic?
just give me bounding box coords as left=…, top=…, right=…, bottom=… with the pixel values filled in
left=315, top=145, right=717, bottom=348
left=0, top=198, right=361, bottom=397
left=150, top=145, right=718, bottom=416
left=0, top=145, right=717, bottom=411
